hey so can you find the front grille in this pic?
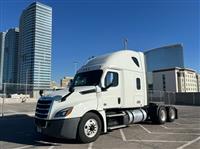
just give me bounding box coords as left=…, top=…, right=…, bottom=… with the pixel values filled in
left=35, top=99, right=52, bottom=119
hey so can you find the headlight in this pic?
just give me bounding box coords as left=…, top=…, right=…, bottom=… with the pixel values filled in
left=54, top=107, right=73, bottom=118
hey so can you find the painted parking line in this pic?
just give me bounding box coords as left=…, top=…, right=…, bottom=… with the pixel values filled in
left=179, top=117, right=200, bottom=120
left=37, top=140, right=57, bottom=146
left=178, top=118, right=200, bottom=123
left=176, top=136, right=200, bottom=149
left=176, top=121, right=200, bottom=124
left=37, top=141, right=57, bottom=149
left=139, top=124, right=151, bottom=133
left=11, top=144, right=56, bottom=149
left=161, top=125, right=200, bottom=130
left=139, top=125, right=200, bottom=136
left=153, top=132, right=200, bottom=135
left=160, top=125, right=168, bottom=129
left=120, top=129, right=127, bottom=141
left=11, top=145, right=33, bottom=149
left=174, top=122, right=200, bottom=125
left=48, top=146, right=55, bottom=149
left=88, top=142, right=94, bottom=149
left=127, top=139, right=188, bottom=143
left=120, top=126, right=192, bottom=144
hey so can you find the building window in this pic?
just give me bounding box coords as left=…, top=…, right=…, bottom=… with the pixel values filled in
left=136, top=78, right=141, bottom=90
left=162, top=74, right=166, bottom=91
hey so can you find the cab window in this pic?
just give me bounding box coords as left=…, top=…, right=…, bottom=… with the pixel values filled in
left=105, top=72, right=118, bottom=87
left=136, top=78, right=141, bottom=90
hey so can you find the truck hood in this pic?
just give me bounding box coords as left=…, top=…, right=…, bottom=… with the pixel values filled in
left=43, top=86, right=97, bottom=99
left=45, top=86, right=98, bottom=119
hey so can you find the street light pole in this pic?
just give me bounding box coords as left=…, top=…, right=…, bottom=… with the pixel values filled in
left=2, top=83, right=6, bottom=117
left=25, top=68, right=28, bottom=101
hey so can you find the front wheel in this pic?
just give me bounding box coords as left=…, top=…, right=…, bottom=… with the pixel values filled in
left=77, top=112, right=102, bottom=143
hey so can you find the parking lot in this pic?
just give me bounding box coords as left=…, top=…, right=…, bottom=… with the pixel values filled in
left=0, top=103, right=200, bottom=149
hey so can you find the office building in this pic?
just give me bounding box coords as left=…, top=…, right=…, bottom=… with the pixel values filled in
left=3, top=28, right=19, bottom=83
left=153, top=67, right=199, bottom=92
left=60, top=77, right=73, bottom=88
left=145, top=44, right=184, bottom=89
left=197, top=74, right=200, bottom=92
left=0, top=32, right=6, bottom=90
left=18, top=2, right=52, bottom=93
left=50, top=81, right=58, bottom=89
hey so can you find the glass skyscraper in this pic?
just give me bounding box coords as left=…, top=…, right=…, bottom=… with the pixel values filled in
left=144, top=44, right=184, bottom=89
left=18, top=2, right=52, bottom=91
left=0, top=32, right=6, bottom=90
left=3, top=28, right=19, bottom=84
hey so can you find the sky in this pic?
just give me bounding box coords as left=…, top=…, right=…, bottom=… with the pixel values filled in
left=0, top=0, right=199, bottom=83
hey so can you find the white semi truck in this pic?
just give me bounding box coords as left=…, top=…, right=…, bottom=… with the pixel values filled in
left=35, top=50, right=178, bottom=143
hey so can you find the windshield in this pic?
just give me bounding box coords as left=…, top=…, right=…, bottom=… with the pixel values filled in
left=72, top=70, right=103, bottom=87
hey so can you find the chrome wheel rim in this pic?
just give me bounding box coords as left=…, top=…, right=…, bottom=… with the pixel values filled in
left=160, top=110, right=166, bottom=122
left=84, top=118, right=98, bottom=138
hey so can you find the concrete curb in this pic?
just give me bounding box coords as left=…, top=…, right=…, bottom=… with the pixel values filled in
left=0, top=98, right=37, bottom=104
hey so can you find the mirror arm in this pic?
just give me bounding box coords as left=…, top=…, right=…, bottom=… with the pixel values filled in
left=101, top=87, right=107, bottom=92
left=101, top=83, right=113, bottom=91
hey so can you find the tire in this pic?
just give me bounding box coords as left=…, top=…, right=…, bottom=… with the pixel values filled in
left=77, top=112, right=102, bottom=143
left=157, top=106, right=167, bottom=124
left=166, top=107, right=176, bottom=122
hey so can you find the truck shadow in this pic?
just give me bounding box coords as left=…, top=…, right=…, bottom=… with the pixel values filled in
left=0, top=114, right=81, bottom=147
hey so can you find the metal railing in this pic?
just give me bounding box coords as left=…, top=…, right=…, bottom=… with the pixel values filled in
left=148, top=90, right=200, bottom=106
left=1, top=83, right=200, bottom=117
left=0, top=83, right=53, bottom=117
left=148, top=90, right=176, bottom=105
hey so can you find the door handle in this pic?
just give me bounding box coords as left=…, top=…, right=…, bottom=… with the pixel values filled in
left=118, top=97, right=121, bottom=104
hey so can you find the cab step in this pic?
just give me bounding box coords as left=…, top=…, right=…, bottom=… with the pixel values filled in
left=107, top=125, right=127, bottom=130
left=106, top=112, right=126, bottom=118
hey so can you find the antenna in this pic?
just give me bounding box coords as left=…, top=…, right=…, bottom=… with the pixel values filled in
left=123, top=38, right=128, bottom=50
left=73, top=61, right=78, bottom=74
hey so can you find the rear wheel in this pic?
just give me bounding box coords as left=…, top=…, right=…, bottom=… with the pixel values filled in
left=166, top=107, right=176, bottom=122
left=77, top=112, right=102, bottom=143
left=149, top=104, right=167, bottom=124
left=157, top=106, right=167, bottom=124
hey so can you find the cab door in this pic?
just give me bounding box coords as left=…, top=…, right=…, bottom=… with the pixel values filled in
left=100, top=69, right=122, bottom=109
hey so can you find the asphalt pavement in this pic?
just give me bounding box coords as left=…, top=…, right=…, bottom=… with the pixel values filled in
left=0, top=103, right=199, bottom=149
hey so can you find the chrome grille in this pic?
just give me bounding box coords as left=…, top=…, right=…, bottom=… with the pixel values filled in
left=35, top=99, right=52, bottom=119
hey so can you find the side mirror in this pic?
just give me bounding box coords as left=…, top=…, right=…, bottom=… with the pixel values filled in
left=68, top=79, right=74, bottom=93
left=68, top=79, right=73, bottom=87
left=68, top=86, right=74, bottom=93
left=39, top=90, right=44, bottom=97
left=102, top=82, right=113, bottom=91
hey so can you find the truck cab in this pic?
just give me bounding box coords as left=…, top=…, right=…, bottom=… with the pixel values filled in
left=35, top=50, right=178, bottom=143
